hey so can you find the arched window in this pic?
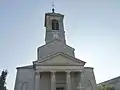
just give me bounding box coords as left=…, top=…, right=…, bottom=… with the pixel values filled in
left=52, top=19, right=59, bottom=30
left=87, top=80, right=93, bottom=90
left=21, top=82, right=28, bottom=90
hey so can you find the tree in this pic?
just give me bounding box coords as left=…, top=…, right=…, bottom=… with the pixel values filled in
left=0, top=70, right=8, bottom=90
left=98, top=84, right=115, bottom=90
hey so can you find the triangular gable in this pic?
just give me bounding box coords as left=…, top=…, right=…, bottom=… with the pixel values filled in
left=34, top=52, right=86, bottom=66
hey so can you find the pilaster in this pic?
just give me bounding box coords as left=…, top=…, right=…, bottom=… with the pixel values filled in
left=35, top=72, right=40, bottom=90
left=66, top=71, right=71, bottom=90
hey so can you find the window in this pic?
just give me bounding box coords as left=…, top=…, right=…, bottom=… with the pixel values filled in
left=52, top=19, right=59, bottom=30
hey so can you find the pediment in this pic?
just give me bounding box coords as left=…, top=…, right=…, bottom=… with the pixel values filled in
left=35, top=52, right=86, bottom=66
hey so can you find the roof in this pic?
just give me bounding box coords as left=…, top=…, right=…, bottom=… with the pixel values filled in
left=17, top=65, right=33, bottom=69
left=45, top=12, right=64, bottom=17
left=98, top=76, right=120, bottom=85
left=84, top=67, right=94, bottom=69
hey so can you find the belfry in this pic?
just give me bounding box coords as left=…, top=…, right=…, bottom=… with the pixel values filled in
left=14, top=8, right=97, bottom=90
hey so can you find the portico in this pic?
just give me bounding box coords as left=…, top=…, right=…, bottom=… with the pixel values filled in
left=33, top=51, right=85, bottom=90
left=35, top=70, right=83, bottom=90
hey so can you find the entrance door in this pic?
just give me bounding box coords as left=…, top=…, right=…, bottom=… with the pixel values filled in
left=56, top=87, right=64, bottom=90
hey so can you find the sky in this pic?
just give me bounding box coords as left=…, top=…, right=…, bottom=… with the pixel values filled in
left=0, top=0, right=120, bottom=90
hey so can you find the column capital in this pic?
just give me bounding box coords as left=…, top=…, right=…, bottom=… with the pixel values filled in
left=50, top=70, right=56, bottom=73
left=66, top=70, right=71, bottom=74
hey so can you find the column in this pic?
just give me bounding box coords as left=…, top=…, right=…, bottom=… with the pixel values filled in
left=66, top=71, right=71, bottom=90
left=35, top=72, right=40, bottom=90
left=51, top=71, right=56, bottom=90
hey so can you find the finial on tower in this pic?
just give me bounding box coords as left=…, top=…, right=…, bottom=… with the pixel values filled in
left=52, top=2, right=55, bottom=13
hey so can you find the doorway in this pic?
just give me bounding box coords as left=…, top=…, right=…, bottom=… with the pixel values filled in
left=56, top=87, right=64, bottom=90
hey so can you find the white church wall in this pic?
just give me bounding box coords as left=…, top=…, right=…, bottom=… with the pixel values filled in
left=81, top=67, right=97, bottom=90
left=14, top=68, right=35, bottom=90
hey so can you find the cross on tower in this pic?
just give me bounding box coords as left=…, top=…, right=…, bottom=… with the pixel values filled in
left=52, top=2, right=55, bottom=13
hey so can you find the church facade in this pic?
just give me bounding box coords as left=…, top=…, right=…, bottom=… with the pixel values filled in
left=14, top=10, right=97, bottom=90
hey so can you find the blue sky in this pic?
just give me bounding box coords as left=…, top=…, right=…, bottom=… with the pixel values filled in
left=0, top=0, right=120, bottom=90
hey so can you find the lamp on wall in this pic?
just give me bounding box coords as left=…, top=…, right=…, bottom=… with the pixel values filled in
left=77, top=83, right=84, bottom=90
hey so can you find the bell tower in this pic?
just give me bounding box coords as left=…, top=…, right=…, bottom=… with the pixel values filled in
left=44, top=8, right=66, bottom=44
left=37, top=8, right=75, bottom=59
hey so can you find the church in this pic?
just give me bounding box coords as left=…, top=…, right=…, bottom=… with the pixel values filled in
left=14, top=8, right=97, bottom=90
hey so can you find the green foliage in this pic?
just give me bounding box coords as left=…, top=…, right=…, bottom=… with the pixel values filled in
left=105, top=85, right=115, bottom=90
left=98, top=84, right=115, bottom=90
left=0, top=70, right=8, bottom=90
